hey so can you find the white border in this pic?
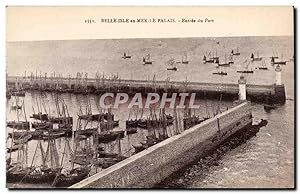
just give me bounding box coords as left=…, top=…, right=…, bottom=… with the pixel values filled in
left=0, top=1, right=297, bottom=194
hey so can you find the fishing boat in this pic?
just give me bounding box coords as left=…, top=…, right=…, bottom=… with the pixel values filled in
left=52, top=166, right=90, bottom=187
left=78, top=112, right=114, bottom=121
left=95, top=136, right=127, bottom=169
left=143, top=54, right=153, bottom=65
left=237, top=70, right=254, bottom=73
left=183, top=115, right=203, bottom=130
left=78, top=101, right=114, bottom=121
left=42, top=130, right=66, bottom=140
left=71, top=149, right=95, bottom=165
left=49, top=116, right=73, bottom=124
left=177, top=53, right=189, bottom=64
left=11, top=90, right=25, bottom=97
left=270, top=55, right=287, bottom=65
left=9, top=130, right=43, bottom=140
left=203, top=51, right=217, bottom=64
left=203, top=55, right=212, bottom=64
left=237, top=60, right=254, bottom=74
left=183, top=108, right=207, bottom=130
left=167, top=67, right=177, bottom=71
left=231, top=47, right=240, bottom=55
left=122, top=51, right=131, bottom=59
left=251, top=52, right=263, bottom=61
left=7, top=121, right=30, bottom=130
left=7, top=98, right=30, bottom=130
left=212, top=71, right=227, bottom=76
left=126, top=119, right=140, bottom=128
left=218, top=54, right=231, bottom=67
left=126, top=108, right=143, bottom=128
left=7, top=139, right=61, bottom=184
left=228, top=54, right=234, bottom=64
left=256, top=60, right=268, bottom=70
left=30, top=113, right=49, bottom=121
left=98, top=130, right=125, bottom=143
left=11, top=98, right=22, bottom=110
left=51, top=137, right=91, bottom=187
left=93, top=138, right=127, bottom=169
left=95, top=157, right=127, bottom=169
left=6, top=166, right=33, bottom=182
left=17, top=166, right=60, bottom=184
left=75, top=127, right=98, bottom=137
left=48, top=96, right=73, bottom=126
left=99, top=120, right=119, bottom=130
left=31, top=121, right=52, bottom=130
left=13, top=134, right=32, bottom=145
left=137, top=116, right=173, bottom=129
left=270, top=56, right=279, bottom=62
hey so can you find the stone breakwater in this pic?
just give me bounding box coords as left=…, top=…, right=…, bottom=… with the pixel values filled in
left=7, top=76, right=286, bottom=104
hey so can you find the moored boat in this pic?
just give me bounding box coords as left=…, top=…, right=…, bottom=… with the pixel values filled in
left=52, top=166, right=90, bottom=187
left=7, top=121, right=30, bottom=130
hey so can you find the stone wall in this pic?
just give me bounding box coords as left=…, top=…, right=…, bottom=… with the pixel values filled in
left=70, top=101, right=252, bottom=188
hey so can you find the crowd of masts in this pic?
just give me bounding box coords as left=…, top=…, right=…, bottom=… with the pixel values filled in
left=6, top=91, right=228, bottom=187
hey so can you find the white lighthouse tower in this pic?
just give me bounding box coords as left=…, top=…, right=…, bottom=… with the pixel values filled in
left=238, top=75, right=246, bottom=101
left=275, top=65, right=282, bottom=85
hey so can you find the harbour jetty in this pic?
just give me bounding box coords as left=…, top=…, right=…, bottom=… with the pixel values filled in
left=70, top=100, right=252, bottom=188
left=6, top=74, right=286, bottom=104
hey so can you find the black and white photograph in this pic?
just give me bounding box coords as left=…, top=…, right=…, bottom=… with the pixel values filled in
left=5, top=6, right=295, bottom=189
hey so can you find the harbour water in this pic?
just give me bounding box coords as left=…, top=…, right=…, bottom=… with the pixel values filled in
left=6, top=36, right=294, bottom=188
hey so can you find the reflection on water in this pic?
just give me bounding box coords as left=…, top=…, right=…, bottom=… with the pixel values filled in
left=6, top=91, right=232, bottom=188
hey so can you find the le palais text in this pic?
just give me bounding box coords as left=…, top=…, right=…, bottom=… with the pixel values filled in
left=85, top=18, right=214, bottom=24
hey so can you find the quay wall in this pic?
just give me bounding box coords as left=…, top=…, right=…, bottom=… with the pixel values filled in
left=70, top=101, right=252, bottom=188
left=6, top=76, right=285, bottom=104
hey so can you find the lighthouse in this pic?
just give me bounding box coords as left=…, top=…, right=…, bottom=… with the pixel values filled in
left=238, top=75, right=246, bottom=101
left=275, top=65, right=282, bottom=85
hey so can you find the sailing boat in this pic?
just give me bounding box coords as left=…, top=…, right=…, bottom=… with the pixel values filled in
left=52, top=138, right=90, bottom=187
left=7, top=100, right=30, bottom=130
left=143, top=54, right=153, bottom=65
left=48, top=96, right=73, bottom=127
left=95, top=136, right=127, bottom=169
left=98, top=108, right=124, bottom=143
left=218, top=54, right=230, bottom=67
left=11, top=81, right=25, bottom=97
left=250, top=51, right=263, bottom=61
left=181, top=53, right=189, bottom=64
left=271, top=54, right=287, bottom=65
left=213, top=65, right=227, bottom=76
left=237, top=60, right=254, bottom=73
left=125, top=108, right=141, bottom=134
left=122, top=51, right=131, bottom=59
left=30, top=97, right=49, bottom=121
left=231, top=47, right=240, bottom=55
left=7, top=138, right=60, bottom=184
left=10, top=96, right=22, bottom=110
left=256, top=60, right=268, bottom=70
left=6, top=142, right=32, bottom=183
left=166, top=58, right=177, bottom=71
left=203, top=51, right=215, bottom=64
left=228, top=54, right=234, bottom=64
